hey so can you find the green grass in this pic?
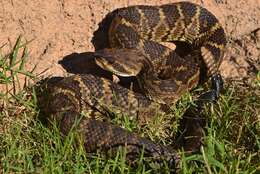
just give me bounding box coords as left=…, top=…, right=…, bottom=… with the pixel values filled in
left=0, top=38, right=259, bottom=173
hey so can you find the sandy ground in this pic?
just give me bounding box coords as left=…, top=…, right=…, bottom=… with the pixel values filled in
left=0, top=0, right=260, bottom=81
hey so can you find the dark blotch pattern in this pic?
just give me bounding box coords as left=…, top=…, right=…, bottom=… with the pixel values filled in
left=208, top=27, right=227, bottom=45
left=139, top=6, right=161, bottom=34
left=204, top=43, right=221, bottom=62
left=115, top=24, right=140, bottom=48
left=50, top=92, right=78, bottom=115
left=159, top=79, right=178, bottom=92
left=60, top=77, right=82, bottom=96
left=143, top=40, right=168, bottom=61
left=81, top=75, right=106, bottom=107
left=199, top=7, right=218, bottom=34
left=161, top=4, right=180, bottom=29
left=118, top=7, right=141, bottom=25
left=110, top=82, right=130, bottom=107
left=180, top=2, right=197, bottom=26
left=174, top=70, right=193, bottom=84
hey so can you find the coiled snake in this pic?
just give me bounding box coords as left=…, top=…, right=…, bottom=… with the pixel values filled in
left=39, top=1, right=227, bottom=170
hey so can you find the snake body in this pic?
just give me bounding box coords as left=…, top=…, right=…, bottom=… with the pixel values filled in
left=42, top=75, right=178, bottom=162
left=40, top=1, right=227, bottom=168
left=94, top=1, right=226, bottom=104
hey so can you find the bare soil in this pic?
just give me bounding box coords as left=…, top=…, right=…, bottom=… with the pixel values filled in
left=0, top=0, right=260, bottom=79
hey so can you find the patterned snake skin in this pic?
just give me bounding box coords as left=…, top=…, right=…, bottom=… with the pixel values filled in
left=39, top=1, right=227, bottom=169
left=40, top=75, right=179, bottom=165
left=93, top=1, right=226, bottom=104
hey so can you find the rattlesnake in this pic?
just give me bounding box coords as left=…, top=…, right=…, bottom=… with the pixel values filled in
left=39, top=1, right=227, bottom=170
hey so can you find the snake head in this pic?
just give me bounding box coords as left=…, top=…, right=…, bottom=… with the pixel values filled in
left=94, top=48, right=145, bottom=77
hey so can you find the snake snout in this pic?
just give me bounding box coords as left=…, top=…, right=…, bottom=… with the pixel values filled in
left=94, top=48, right=144, bottom=77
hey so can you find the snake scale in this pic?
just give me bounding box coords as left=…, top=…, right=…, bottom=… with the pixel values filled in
left=39, top=1, right=227, bottom=169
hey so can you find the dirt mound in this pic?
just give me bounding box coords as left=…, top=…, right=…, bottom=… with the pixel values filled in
left=0, top=0, right=259, bottom=79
